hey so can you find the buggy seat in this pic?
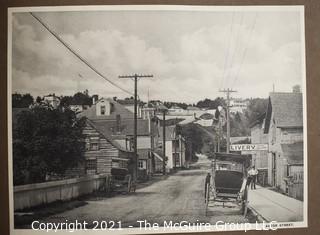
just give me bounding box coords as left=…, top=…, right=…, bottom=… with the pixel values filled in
left=215, top=170, right=244, bottom=196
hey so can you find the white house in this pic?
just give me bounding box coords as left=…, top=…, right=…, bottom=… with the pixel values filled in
left=43, top=94, right=60, bottom=109
left=158, top=125, right=186, bottom=171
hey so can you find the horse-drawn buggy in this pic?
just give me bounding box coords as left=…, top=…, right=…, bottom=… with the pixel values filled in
left=205, top=153, right=252, bottom=216
left=109, top=168, right=136, bottom=193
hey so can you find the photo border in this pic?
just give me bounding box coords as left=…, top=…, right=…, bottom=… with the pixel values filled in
left=1, top=1, right=319, bottom=234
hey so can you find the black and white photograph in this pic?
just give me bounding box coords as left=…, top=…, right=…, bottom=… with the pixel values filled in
left=8, top=5, right=307, bottom=234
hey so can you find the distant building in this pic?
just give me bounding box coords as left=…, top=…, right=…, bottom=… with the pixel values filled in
left=230, top=98, right=248, bottom=114
left=158, top=125, right=186, bottom=171
left=43, top=94, right=60, bottom=109
left=262, top=92, right=303, bottom=200
left=186, top=106, right=200, bottom=111
left=249, top=114, right=268, bottom=186
left=116, top=98, right=143, bottom=118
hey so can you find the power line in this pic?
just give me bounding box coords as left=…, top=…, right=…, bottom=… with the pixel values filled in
left=29, top=12, right=133, bottom=96
left=219, top=88, right=237, bottom=153
left=118, top=74, right=153, bottom=180
left=224, top=12, right=244, bottom=88
left=219, top=12, right=235, bottom=90
left=231, top=12, right=258, bottom=89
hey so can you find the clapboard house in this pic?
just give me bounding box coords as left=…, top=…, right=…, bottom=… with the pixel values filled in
left=78, top=97, right=157, bottom=179
left=263, top=91, right=304, bottom=200
left=65, top=118, right=133, bottom=177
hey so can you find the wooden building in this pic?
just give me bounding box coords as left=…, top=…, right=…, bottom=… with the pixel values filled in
left=66, top=119, right=133, bottom=177
left=263, top=92, right=304, bottom=200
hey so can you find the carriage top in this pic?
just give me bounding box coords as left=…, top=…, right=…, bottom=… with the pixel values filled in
left=213, top=153, right=252, bottom=167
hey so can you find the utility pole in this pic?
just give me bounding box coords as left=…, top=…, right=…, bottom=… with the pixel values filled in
left=156, top=104, right=168, bottom=175
left=217, top=120, right=221, bottom=153
left=163, top=111, right=166, bottom=174
left=219, top=88, right=237, bottom=153
left=119, top=74, right=153, bottom=182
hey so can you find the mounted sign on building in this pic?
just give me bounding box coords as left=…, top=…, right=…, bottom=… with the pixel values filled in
left=230, top=144, right=269, bottom=152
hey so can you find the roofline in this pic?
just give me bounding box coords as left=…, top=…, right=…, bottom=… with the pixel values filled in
left=249, top=113, right=266, bottom=128
left=85, top=118, right=133, bottom=153
left=278, top=125, right=303, bottom=128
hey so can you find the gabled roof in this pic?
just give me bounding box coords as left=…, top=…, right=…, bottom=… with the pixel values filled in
left=249, top=113, right=266, bottom=128
left=116, top=99, right=135, bottom=105
left=85, top=119, right=132, bottom=152
left=79, top=98, right=134, bottom=120
left=91, top=118, right=150, bottom=137
left=264, top=92, right=303, bottom=133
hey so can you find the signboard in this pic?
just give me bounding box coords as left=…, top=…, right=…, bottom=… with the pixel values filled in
left=230, top=144, right=268, bottom=152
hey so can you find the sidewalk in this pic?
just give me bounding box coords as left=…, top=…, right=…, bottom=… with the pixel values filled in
left=248, top=185, right=303, bottom=222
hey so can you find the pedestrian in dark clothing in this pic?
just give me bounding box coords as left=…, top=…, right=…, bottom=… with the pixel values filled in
left=248, top=166, right=258, bottom=189
left=204, top=173, right=211, bottom=201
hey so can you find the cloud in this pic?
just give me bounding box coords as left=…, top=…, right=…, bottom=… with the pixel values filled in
left=11, top=11, right=304, bottom=103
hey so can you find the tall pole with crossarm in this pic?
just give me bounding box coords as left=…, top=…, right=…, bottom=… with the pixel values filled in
left=119, top=74, right=153, bottom=182
left=219, top=88, right=237, bottom=153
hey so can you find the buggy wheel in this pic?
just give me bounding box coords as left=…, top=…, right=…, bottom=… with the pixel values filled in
left=132, top=182, right=136, bottom=192
left=205, top=183, right=210, bottom=216
left=127, top=176, right=132, bottom=193
left=241, top=186, right=248, bottom=217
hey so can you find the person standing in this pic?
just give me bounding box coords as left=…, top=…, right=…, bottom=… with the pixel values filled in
left=248, top=166, right=258, bottom=189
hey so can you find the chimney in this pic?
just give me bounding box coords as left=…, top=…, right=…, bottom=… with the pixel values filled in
left=116, top=114, right=121, bottom=133
left=92, top=95, right=98, bottom=105
left=292, top=85, right=301, bottom=93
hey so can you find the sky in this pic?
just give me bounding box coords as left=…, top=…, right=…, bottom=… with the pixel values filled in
left=11, top=6, right=304, bottom=103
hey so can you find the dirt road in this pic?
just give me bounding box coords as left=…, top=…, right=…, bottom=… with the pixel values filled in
left=40, top=155, right=250, bottom=228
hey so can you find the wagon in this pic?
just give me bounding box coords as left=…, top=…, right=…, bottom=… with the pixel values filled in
left=109, top=168, right=136, bottom=193
left=205, top=153, right=252, bottom=216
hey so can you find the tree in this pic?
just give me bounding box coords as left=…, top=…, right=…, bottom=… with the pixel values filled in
left=13, top=106, right=86, bottom=185
left=196, top=97, right=226, bottom=109
left=12, top=93, right=34, bottom=108
left=163, top=101, right=189, bottom=110
left=59, top=95, right=73, bottom=107
left=179, top=123, right=204, bottom=161
left=228, top=98, right=268, bottom=137
left=59, top=91, right=93, bottom=107
left=36, top=96, right=42, bottom=103
left=73, top=92, right=92, bottom=105
left=245, top=98, right=268, bottom=124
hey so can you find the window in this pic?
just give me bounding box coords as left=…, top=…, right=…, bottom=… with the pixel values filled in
left=172, top=139, right=179, bottom=151
left=85, top=138, right=90, bottom=151
left=86, top=159, right=97, bottom=174
left=138, top=160, right=145, bottom=169
left=173, top=153, right=180, bottom=167
left=100, top=105, right=106, bottom=115
left=90, top=143, right=99, bottom=151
